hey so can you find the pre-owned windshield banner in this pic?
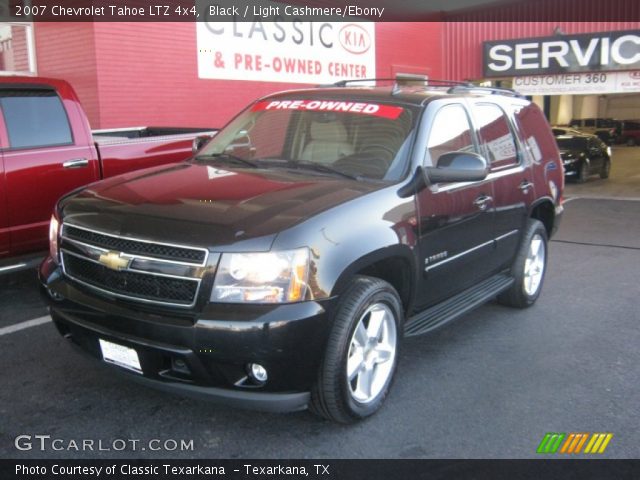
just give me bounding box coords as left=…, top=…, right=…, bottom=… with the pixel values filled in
left=251, top=100, right=404, bottom=119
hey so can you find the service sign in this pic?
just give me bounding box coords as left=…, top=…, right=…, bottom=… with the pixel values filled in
left=514, top=70, right=640, bottom=96
left=196, top=22, right=376, bottom=84
left=484, top=30, right=640, bottom=78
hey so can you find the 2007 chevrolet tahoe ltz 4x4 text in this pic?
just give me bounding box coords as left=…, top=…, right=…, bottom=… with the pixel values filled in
left=40, top=80, right=564, bottom=423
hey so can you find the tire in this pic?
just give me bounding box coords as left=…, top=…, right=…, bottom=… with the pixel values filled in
left=626, top=138, right=636, bottom=147
left=577, top=160, right=589, bottom=183
left=600, top=159, right=611, bottom=179
left=309, top=276, right=403, bottom=423
left=498, top=219, right=548, bottom=309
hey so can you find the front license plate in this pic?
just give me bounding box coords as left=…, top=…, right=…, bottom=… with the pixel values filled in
left=99, top=339, right=142, bottom=374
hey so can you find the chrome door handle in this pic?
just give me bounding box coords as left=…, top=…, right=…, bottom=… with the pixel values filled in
left=63, top=158, right=89, bottom=169
left=473, top=195, right=493, bottom=210
left=518, top=180, right=534, bottom=191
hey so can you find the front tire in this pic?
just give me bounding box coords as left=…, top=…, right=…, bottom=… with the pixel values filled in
left=498, top=219, right=548, bottom=309
left=310, top=276, right=403, bottom=423
left=577, top=160, right=589, bottom=183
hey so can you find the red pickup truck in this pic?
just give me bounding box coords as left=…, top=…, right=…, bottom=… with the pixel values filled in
left=0, top=76, right=215, bottom=269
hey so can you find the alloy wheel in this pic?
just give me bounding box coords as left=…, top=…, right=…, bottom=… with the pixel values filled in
left=346, top=303, right=397, bottom=404
left=524, top=234, right=546, bottom=296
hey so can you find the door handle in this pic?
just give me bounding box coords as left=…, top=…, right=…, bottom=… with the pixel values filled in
left=473, top=195, right=493, bottom=210
left=63, top=158, right=89, bottom=169
left=518, top=180, right=534, bottom=192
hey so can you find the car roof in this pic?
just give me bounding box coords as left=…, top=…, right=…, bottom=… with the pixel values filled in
left=259, top=85, right=529, bottom=108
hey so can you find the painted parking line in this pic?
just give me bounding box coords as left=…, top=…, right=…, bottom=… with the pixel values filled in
left=0, top=315, right=51, bottom=337
left=564, top=196, right=640, bottom=203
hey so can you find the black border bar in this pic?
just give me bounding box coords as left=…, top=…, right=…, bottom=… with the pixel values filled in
left=2, top=0, right=639, bottom=22
left=3, top=459, right=640, bottom=480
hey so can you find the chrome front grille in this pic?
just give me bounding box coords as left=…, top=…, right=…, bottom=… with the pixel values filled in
left=60, top=224, right=209, bottom=308
left=64, top=225, right=207, bottom=264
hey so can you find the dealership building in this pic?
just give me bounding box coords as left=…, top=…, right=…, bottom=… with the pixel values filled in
left=1, top=10, right=638, bottom=129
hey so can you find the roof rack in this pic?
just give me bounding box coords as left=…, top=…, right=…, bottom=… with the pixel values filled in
left=447, top=85, right=525, bottom=98
left=330, top=77, right=471, bottom=88
left=320, top=76, right=524, bottom=98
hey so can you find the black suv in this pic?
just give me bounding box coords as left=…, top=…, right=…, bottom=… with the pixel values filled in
left=41, top=81, right=564, bottom=423
left=554, top=131, right=611, bottom=182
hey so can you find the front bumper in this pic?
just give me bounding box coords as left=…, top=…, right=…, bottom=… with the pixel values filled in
left=562, top=159, right=580, bottom=176
left=40, top=258, right=335, bottom=413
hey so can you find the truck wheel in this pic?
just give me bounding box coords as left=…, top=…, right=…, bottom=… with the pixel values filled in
left=577, top=161, right=589, bottom=183
left=498, top=219, right=548, bottom=309
left=600, top=159, right=611, bottom=179
left=310, top=276, right=402, bottom=423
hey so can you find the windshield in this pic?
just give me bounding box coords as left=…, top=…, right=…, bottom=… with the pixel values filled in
left=197, top=98, right=417, bottom=181
left=556, top=136, right=587, bottom=150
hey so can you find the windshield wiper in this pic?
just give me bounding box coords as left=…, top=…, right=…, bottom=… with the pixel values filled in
left=194, top=153, right=259, bottom=168
left=287, top=161, right=359, bottom=181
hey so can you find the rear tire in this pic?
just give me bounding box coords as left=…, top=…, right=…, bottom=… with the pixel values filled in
left=600, top=159, right=611, bottom=179
left=309, top=276, right=403, bottom=423
left=498, top=219, right=548, bottom=309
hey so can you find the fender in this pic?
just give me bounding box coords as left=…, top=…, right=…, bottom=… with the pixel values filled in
left=271, top=185, right=419, bottom=308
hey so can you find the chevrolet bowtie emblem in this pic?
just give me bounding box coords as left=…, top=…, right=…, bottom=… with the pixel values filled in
left=98, top=251, right=130, bottom=271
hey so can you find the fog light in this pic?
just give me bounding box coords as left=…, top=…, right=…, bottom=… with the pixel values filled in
left=248, top=363, right=268, bottom=383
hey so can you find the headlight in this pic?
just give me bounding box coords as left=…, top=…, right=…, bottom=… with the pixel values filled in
left=211, top=248, right=310, bottom=303
left=607, top=146, right=612, bottom=157
left=49, top=214, right=60, bottom=264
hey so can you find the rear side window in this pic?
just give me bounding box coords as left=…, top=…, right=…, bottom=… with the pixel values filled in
left=514, top=103, right=557, bottom=165
left=0, top=89, right=73, bottom=149
left=426, top=104, right=475, bottom=166
left=474, top=103, right=519, bottom=169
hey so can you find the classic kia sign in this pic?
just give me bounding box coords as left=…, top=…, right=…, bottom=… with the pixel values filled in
left=484, top=30, right=640, bottom=78
left=196, top=21, right=375, bottom=84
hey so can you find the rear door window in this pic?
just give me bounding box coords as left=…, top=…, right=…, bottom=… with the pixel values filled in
left=473, top=103, right=519, bottom=169
left=0, top=89, right=73, bottom=149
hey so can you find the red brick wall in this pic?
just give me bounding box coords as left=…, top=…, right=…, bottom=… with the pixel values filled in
left=34, top=23, right=101, bottom=126
left=35, top=22, right=443, bottom=129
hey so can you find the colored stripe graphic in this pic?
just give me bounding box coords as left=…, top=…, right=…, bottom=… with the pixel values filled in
left=584, top=433, right=614, bottom=454
left=560, top=433, right=589, bottom=453
left=537, top=433, right=565, bottom=453
left=538, top=433, right=613, bottom=454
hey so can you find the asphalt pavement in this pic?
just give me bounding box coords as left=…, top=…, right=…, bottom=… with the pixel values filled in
left=1, top=148, right=638, bottom=459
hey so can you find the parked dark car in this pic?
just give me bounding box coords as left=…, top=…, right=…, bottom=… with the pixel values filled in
left=554, top=133, right=611, bottom=182
left=40, top=81, right=564, bottom=423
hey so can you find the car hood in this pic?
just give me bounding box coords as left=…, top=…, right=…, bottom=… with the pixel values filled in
left=60, top=162, right=385, bottom=251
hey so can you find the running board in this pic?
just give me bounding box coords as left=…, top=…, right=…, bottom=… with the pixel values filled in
left=0, top=252, right=46, bottom=276
left=404, top=273, right=514, bottom=337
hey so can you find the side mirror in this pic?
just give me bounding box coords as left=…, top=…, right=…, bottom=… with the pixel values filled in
left=192, top=134, right=213, bottom=154
left=425, top=152, right=488, bottom=184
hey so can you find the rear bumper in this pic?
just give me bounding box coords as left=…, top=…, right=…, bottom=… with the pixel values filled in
left=40, top=258, right=335, bottom=413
